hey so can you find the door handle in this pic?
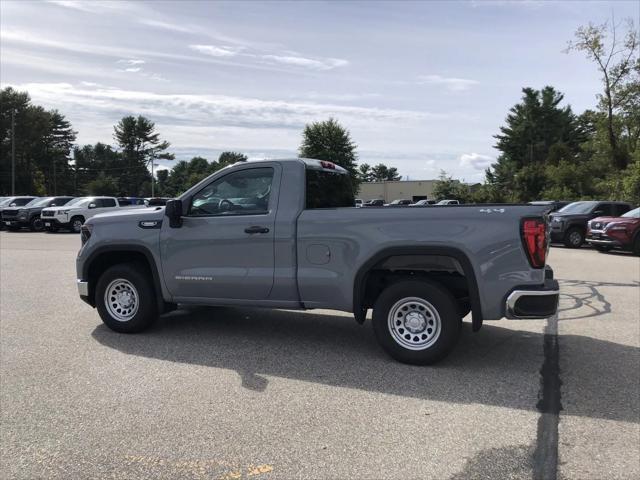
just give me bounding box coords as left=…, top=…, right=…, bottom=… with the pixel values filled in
left=244, top=226, right=270, bottom=234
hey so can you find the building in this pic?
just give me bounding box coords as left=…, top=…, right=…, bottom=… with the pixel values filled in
left=357, top=180, right=438, bottom=203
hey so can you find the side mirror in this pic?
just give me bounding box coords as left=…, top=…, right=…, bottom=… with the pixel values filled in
left=88, top=203, right=97, bottom=209
left=165, top=199, right=183, bottom=228
left=592, top=210, right=603, bottom=216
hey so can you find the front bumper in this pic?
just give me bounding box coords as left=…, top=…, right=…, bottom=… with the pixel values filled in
left=505, top=276, right=560, bottom=319
left=586, top=231, right=622, bottom=247
left=43, top=217, right=71, bottom=228
left=77, top=279, right=91, bottom=305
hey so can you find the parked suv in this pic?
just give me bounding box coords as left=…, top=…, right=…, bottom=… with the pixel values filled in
left=2, top=196, right=74, bottom=231
left=586, top=207, right=640, bottom=255
left=0, top=196, right=38, bottom=230
left=42, top=197, right=120, bottom=233
left=549, top=201, right=633, bottom=248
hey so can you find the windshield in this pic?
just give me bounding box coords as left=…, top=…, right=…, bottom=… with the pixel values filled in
left=63, top=197, right=86, bottom=207
left=622, top=207, right=640, bottom=218
left=29, top=197, right=55, bottom=207
left=557, top=201, right=597, bottom=214
left=0, top=198, right=15, bottom=206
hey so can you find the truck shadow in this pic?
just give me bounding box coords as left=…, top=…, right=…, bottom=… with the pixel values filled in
left=91, top=282, right=639, bottom=423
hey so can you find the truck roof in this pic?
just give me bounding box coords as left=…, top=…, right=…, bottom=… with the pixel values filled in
left=237, top=157, right=348, bottom=174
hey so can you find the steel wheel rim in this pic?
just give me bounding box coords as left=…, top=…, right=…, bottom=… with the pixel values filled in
left=569, top=231, right=582, bottom=245
left=104, top=278, right=139, bottom=322
left=387, top=297, right=441, bottom=350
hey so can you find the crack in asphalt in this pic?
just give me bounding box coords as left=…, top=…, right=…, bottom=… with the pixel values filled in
left=533, top=313, right=562, bottom=480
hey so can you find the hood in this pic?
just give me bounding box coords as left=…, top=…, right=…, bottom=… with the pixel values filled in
left=42, top=205, right=82, bottom=212
left=549, top=212, right=589, bottom=219
left=89, top=206, right=165, bottom=223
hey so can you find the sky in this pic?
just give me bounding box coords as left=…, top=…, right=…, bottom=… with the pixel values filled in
left=1, top=0, right=638, bottom=182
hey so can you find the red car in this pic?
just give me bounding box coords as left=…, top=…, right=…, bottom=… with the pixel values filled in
left=586, top=207, right=640, bottom=255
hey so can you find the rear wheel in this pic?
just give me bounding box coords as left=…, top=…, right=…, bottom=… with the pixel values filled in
left=96, top=263, right=158, bottom=333
left=563, top=227, right=584, bottom=248
left=372, top=280, right=461, bottom=365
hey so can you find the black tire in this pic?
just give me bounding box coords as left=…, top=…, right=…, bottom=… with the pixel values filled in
left=95, top=263, right=158, bottom=333
left=633, top=236, right=640, bottom=256
left=372, top=280, right=461, bottom=365
left=563, top=227, right=584, bottom=248
left=595, top=245, right=613, bottom=253
left=30, top=216, right=44, bottom=232
left=70, top=216, right=84, bottom=233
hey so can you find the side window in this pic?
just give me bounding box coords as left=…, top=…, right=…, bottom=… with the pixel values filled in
left=615, top=204, right=630, bottom=216
left=189, top=168, right=274, bottom=216
left=305, top=170, right=355, bottom=209
left=596, top=203, right=614, bottom=216
left=102, top=198, right=116, bottom=208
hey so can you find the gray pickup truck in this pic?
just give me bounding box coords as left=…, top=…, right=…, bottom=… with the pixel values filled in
left=76, top=158, right=559, bottom=364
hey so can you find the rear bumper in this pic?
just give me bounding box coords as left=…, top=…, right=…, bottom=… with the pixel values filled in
left=505, top=276, right=559, bottom=319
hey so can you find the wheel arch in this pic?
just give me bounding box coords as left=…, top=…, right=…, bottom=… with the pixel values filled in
left=82, top=245, right=165, bottom=311
left=353, top=246, right=483, bottom=331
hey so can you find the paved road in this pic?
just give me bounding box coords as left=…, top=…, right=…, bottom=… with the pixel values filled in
left=1, top=231, right=638, bottom=479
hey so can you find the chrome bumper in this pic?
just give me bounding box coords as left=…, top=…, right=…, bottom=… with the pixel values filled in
left=77, top=279, right=89, bottom=296
left=505, top=281, right=560, bottom=319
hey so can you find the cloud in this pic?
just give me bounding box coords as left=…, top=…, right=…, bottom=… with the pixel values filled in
left=139, top=19, right=193, bottom=34
left=261, top=55, right=348, bottom=71
left=189, top=44, right=243, bottom=58
left=417, top=74, right=479, bottom=92
left=47, top=0, right=136, bottom=14
left=122, top=67, right=141, bottom=73
left=459, top=153, right=493, bottom=170
left=117, top=59, right=145, bottom=65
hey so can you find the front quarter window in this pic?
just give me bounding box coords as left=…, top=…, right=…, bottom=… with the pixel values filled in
left=189, top=167, right=274, bottom=216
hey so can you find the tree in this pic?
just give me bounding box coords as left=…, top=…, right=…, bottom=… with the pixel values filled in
left=433, top=170, right=471, bottom=202
left=357, top=163, right=374, bottom=183
left=487, top=86, right=587, bottom=201
left=85, top=172, right=119, bottom=196
left=371, top=163, right=401, bottom=181
left=566, top=17, right=638, bottom=168
left=113, top=116, right=175, bottom=196
left=299, top=118, right=359, bottom=188
left=217, top=151, right=247, bottom=167
left=0, top=87, right=76, bottom=195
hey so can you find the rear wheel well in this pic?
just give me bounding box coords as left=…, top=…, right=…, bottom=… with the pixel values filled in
left=355, top=252, right=482, bottom=330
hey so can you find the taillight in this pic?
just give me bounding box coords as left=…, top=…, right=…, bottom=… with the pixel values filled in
left=522, top=218, right=547, bottom=268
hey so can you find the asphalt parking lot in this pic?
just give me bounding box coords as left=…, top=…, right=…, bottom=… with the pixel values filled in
left=1, top=231, right=638, bottom=479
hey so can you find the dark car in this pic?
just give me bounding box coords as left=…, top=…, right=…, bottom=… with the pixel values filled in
left=529, top=200, right=571, bottom=213
left=0, top=196, right=39, bottom=230
left=363, top=199, right=384, bottom=207
left=549, top=201, right=633, bottom=248
left=586, top=207, right=640, bottom=255
left=386, top=199, right=412, bottom=206
left=2, top=196, right=74, bottom=231
left=146, top=197, right=172, bottom=206
left=117, top=197, right=147, bottom=206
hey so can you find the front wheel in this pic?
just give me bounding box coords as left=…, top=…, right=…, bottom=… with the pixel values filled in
left=96, top=264, right=158, bottom=333
left=563, top=227, right=584, bottom=248
left=70, top=216, right=84, bottom=233
left=30, top=216, right=44, bottom=232
left=372, top=280, right=461, bottom=365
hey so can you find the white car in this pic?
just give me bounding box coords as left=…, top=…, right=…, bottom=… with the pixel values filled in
left=41, top=197, right=121, bottom=233
left=436, top=199, right=460, bottom=205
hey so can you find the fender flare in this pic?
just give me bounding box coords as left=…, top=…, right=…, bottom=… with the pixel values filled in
left=82, top=244, right=165, bottom=311
left=352, top=246, right=484, bottom=331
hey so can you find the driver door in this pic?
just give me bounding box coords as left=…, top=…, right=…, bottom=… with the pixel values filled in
left=160, top=165, right=280, bottom=300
